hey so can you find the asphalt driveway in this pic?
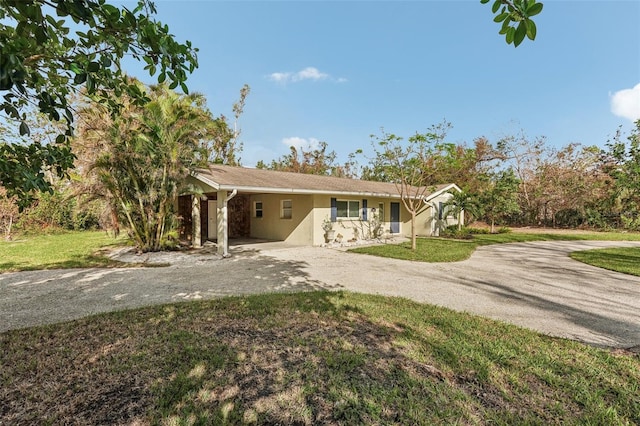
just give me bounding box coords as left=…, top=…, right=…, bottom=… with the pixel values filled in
left=1, top=240, right=639, bottom=349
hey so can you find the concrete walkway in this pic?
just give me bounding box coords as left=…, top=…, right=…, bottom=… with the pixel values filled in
left=1, top=240, right=639, bottom=349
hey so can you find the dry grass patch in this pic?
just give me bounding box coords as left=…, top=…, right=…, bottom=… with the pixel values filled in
left=2, top=292, right=639, bottom=425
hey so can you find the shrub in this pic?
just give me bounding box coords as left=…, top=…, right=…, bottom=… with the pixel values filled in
left=468, top=227, right=489, bottom=234
left=441, top=225, right=473, bottom=240
left=16, top=190, right=105, bottom=232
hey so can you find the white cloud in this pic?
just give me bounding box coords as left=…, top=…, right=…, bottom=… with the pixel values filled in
left=611, top=83, right=640, bottom=122
left=293, top=67, right=328, bottom=82
left=282, top=136, right=320, bottom=151
left=267, top=67, right=345, bottom=84
left=268, top=72, right=292, bottom=83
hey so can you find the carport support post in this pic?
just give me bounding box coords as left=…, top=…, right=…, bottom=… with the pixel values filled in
left=192, top=195, right=201, bottom=248
left=217, top=190, right=229, bottom=257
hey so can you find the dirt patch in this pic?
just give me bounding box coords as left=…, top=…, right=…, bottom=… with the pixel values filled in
left=108, top=243, right=222, bottom=266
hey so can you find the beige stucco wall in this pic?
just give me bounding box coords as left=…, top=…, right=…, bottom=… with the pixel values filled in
left=311, top=195, right=415, bottom=245
left=249, top=193, right=315, bottom=245
left=424, top=192, right=460, bottom=236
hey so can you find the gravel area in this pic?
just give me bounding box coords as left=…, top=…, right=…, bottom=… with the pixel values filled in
left=1, top=239, right=639, bottom=348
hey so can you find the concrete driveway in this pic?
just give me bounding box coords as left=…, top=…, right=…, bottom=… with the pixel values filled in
left=1, top=240, right=639, bottom=349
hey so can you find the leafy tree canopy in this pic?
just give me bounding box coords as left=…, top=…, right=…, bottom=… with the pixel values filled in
left=0, top=0, right=198, bottom=208
left=257, top=140, right=360, bottom=178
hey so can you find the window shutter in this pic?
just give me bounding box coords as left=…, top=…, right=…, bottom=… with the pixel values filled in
left=362, top=199, right=368, bottom=220
left=331, top=198, right=337, bottom=222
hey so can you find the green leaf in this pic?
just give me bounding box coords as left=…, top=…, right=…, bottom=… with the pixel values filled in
left=86, top=73, right=95, bottom=92
left=158, top=72, right=166, bottom=84
left=494, top=12, right=509, bottom=23
left=491, top=0, right=502, bottom=14
left=180, top=82, right=189, bottom=94
left=87, top=61, right=100, bottom=73
left=514, top=21, right=526, bottom=46
left=101, top=55, right=112, bottom=67
left=74, top=73, right=87, bottom=84
left=35, top=26, right=47, bottom=44
left=480, top=0, right=490, bottom=4
left=506, top=27, right=515, bottom=44
left=526, top=19, right=537, bottom=40
left=19, top=121, right=30, bottom=136
left=527, top=2, right=543, bottom=17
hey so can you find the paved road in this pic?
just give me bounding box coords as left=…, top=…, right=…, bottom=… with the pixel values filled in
left=1, top=240, right=639, bottom=348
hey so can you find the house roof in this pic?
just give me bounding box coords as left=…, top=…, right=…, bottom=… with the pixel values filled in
left=194, top=164, right=459, bottom=199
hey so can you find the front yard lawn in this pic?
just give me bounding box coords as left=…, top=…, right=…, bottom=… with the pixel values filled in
left=0, top=231, right=127, bottom=272
left=571, top=247, right=640, bottom=276
left=2, top=291, right=639, bottom=425
left=350, top=231, right=640, bottom=263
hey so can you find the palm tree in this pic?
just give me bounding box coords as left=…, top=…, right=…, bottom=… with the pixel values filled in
left=444, top=190, right=482, bottom=230
left=74, top=81, right=220, bottom=251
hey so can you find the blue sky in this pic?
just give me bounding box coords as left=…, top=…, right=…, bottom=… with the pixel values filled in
left=124, top=0, right=640, bottom=167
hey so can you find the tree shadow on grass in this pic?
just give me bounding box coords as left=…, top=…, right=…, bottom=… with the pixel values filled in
left=2, top=292, right=639, bottom=425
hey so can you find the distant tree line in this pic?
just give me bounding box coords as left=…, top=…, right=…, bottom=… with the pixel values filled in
left=259, top=120, right=640, bottom=233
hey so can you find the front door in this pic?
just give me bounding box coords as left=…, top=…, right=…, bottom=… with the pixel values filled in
left=390, top=202, right=400, bottom=234
left=207, top=200, right=217, bottom=240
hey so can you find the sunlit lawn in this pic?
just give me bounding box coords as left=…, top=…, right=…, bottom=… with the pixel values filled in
left=0, top=231, right=127, bottom=272
left=1, top=291, right=639, bottom=425
left=571, top=247, right=640, bottom=276
left=350, top=231, right=640, bottom=263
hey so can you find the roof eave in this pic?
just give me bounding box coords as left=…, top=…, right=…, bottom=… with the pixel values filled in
left=216, top=184, right=402, bottom=198
left=423, top=183, right=462, bottom=202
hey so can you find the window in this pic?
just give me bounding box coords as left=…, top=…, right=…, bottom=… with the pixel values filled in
left=254, top=201, right=263, bottom=218
left=336, top=200, right=360, bottom=219
left=280, top=199, right=292, bottom=219
left=378, top=202, right=384, bottom=221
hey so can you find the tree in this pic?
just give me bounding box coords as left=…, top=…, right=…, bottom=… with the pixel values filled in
left=535, top=143, right=606, bottom=227
left=602, top=120, right=640, bottom=230
left=445, top=190, right=482, bottom=230
left=495, top=131, right=546, bottom=225
left=0, top=188, right=19, bottom=240
left=481, top=0, right=544, bottom=47
left=418, top=136, right=502, bottom=194
left=204, top=84, right=250, bottom=166
left=365, top=122, right=451, bottom=250
left=480, top=169, right=520, bottom=233
left=74, top=83, right=215, bottom=251
left=257, top=141, right=358, bottom=177
left=257, top=141, right=337, bottom=175
left=0, top=0, right=198, bottom=207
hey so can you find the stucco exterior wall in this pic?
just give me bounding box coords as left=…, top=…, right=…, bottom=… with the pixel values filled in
left=311, top=195, right=413, bottom=245
left=249, top=193, right=314, bottom=245
left=425, top=192, right=461, bottom=236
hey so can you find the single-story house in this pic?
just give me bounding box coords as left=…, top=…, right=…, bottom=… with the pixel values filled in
left=177, top=164, right=462, bottom=255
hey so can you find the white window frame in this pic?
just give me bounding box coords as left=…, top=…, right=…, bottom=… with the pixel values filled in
left=254, top=201, right=263, bottom=218
left=280, top=199, right=292, bottom=219
left=336, top=199, right=360, bottom=219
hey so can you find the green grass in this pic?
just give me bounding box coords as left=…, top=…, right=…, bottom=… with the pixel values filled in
left=1, top=291, right=638, bottom=424
left=571, top=247, right=640, bottom=276
left=0, top=231, right=128, bottom=272
left=350, top=231, right=640, bottom=263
